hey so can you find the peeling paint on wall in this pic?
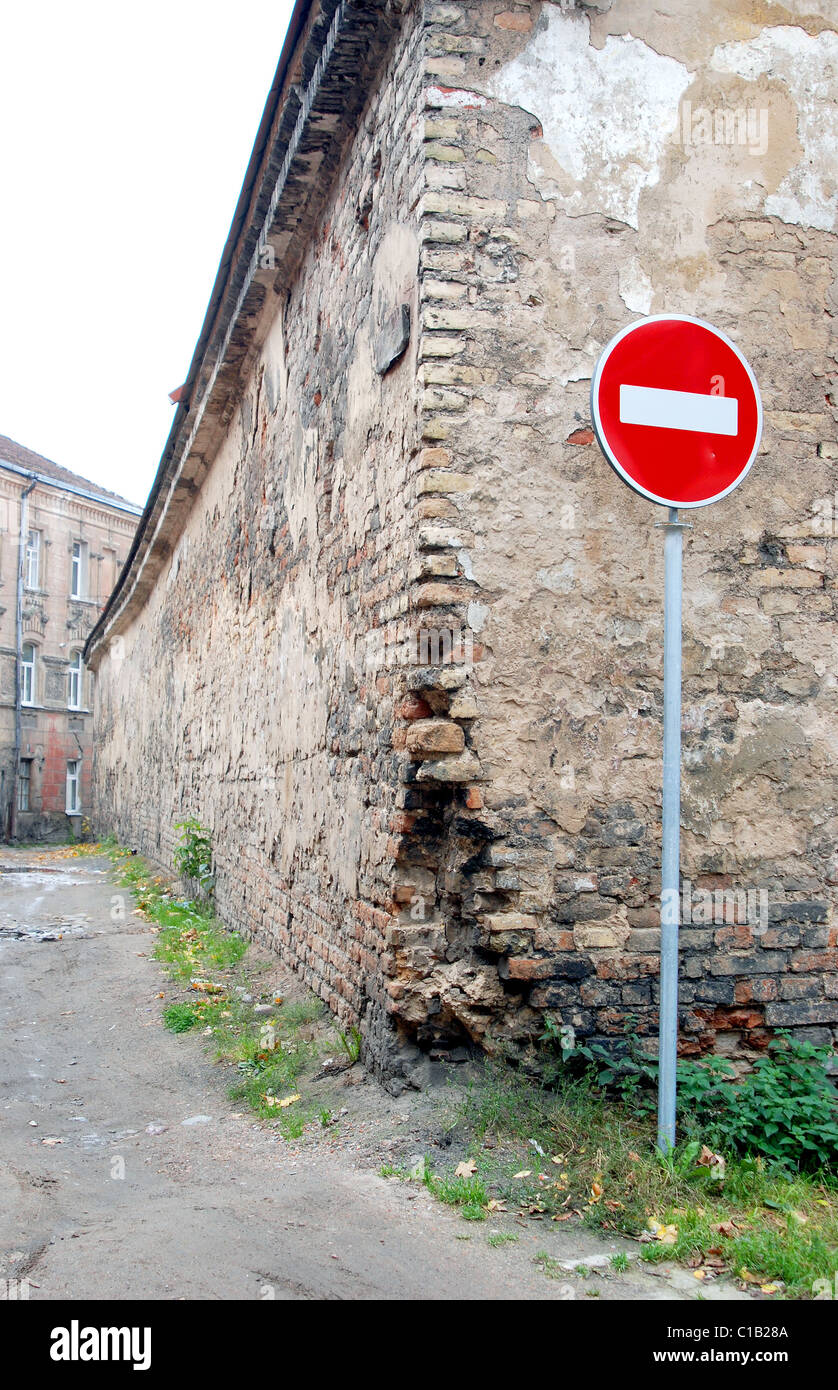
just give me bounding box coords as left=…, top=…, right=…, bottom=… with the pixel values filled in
left=711, top=26, right=838, bottom=231
left=487, top=8, right=693, bottom=229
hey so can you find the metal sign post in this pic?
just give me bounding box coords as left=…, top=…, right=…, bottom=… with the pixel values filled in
left=591, top=315, right=763, bottom=1152
left=657, top=507, right=687, bottom=1151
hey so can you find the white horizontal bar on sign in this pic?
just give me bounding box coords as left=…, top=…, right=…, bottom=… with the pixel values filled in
left=619, top=384, right=738, bottom=436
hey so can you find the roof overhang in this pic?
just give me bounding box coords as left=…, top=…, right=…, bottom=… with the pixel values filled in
left=85, top=0, right=404, bottom=668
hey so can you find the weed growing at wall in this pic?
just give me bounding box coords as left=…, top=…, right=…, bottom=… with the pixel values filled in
left=540, top=1018, right=838, bottom=1175
left=172, top=817, right=215, bottom=898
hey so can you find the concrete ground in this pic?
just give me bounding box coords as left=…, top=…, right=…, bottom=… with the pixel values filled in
left=0, top=847, right=752, bottom=1302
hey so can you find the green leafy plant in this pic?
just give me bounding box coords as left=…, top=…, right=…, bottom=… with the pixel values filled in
left=721, top=1034, right=838, bottom=1173
left=173, top=817, right=214, bottom=896
left=553, top=1023, right=837, bottom=1177
left=336, top=1025, right=362, bottom=1064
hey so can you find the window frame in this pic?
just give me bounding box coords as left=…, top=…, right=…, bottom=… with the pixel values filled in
left=70, top=540, right=86, bottom=598
left=68, top=650, right=83, bottom=710
left=20, top=642, right=36, bottom=706
left=66, top=759, right=81, bottom=815
left=25, top=529, right=41, bottom=590
left=17, top=759, right=32, bottom=813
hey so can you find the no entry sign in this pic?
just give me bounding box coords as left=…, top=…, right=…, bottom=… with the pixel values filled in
left=590, top=312, right=762, bottom=1153
left=591, top=314, right=762, bottom=508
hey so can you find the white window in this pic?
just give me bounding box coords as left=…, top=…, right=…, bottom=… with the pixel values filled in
left=68, top=650, right=83, bottom=709
left=18, top=759, right=32, bottom=812
left=66, top=759, right=81, bottom=814
left=25, top=530, right=41, bottom=589
left=20, top=643, right=35, bottom=705
left=71, top=540, right=87, bottom=598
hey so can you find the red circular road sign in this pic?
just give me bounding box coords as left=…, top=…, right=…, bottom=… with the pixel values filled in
left=591, top=314, right=762, bottom=508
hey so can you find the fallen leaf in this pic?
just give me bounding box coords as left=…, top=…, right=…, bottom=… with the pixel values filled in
left=628, top=1151, right=641, bottom=1162
left=455, top=1159, right=477, bottom=1178
left=647, top=1219, right=678, bottom=1245
left=513, top=1170, right=532, bottom=1180
left=263, top=1092, right=301, bottom=1109
left=697, top=1145, right=726, bottom=1180
left=760, top=1284, right=780, bottom=1295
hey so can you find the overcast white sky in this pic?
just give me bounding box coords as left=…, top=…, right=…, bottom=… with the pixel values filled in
left=0, top=0, right=295, bottom=507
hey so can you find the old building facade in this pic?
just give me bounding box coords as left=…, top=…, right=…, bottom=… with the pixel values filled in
left=0, top=436, right=141, bottom=839
left=86, top=0, right=838, bottom=1085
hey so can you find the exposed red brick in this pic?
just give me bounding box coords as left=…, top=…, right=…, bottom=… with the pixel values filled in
left=506, top=957, right=551, bottom=981
left=397, top=694, right=432, bottom=719
left=493, top=12, right=533, bottom=32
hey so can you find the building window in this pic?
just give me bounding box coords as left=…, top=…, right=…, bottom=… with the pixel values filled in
left=20, top=643, right=36, bottom=705
left=71, top=540, right=87, bottom=598
left=68, top=650, right=83, bottom=709
left=25, top=530, right=41, bottom=589
left=66, top=760, right=81, bottom=814
left=18, top=759, right=32, bottom=813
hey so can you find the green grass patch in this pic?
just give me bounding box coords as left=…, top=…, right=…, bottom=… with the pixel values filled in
left=107, top=841, right=324, bottom=1138
left=424, top=1168, right=489, bottom=1221
left=533, top=1251, right=566, bottom=1280
left=163, top=1002, right=203, bottom=1034
left=440, top=1059, right=838, bottom=1299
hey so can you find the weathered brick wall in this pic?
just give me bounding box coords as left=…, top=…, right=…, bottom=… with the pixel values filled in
left=92, top=0, right=427, bottom=1076
left=386, top=0, right=838, bottom=1066
left=90, top=0, right=838, bottom=1084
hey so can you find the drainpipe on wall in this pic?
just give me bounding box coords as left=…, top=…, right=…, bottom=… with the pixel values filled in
left=10, top=478, right=36, bottom=841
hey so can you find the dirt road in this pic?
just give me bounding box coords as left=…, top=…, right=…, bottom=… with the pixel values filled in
left=0, top=848, right=748, bottom=1301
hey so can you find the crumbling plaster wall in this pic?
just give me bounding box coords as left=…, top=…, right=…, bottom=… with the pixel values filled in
left=391, top=0, right=838, bottom=1064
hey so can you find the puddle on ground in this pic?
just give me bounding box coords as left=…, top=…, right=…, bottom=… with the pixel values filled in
left=0, top=914, right=90, bottom=943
